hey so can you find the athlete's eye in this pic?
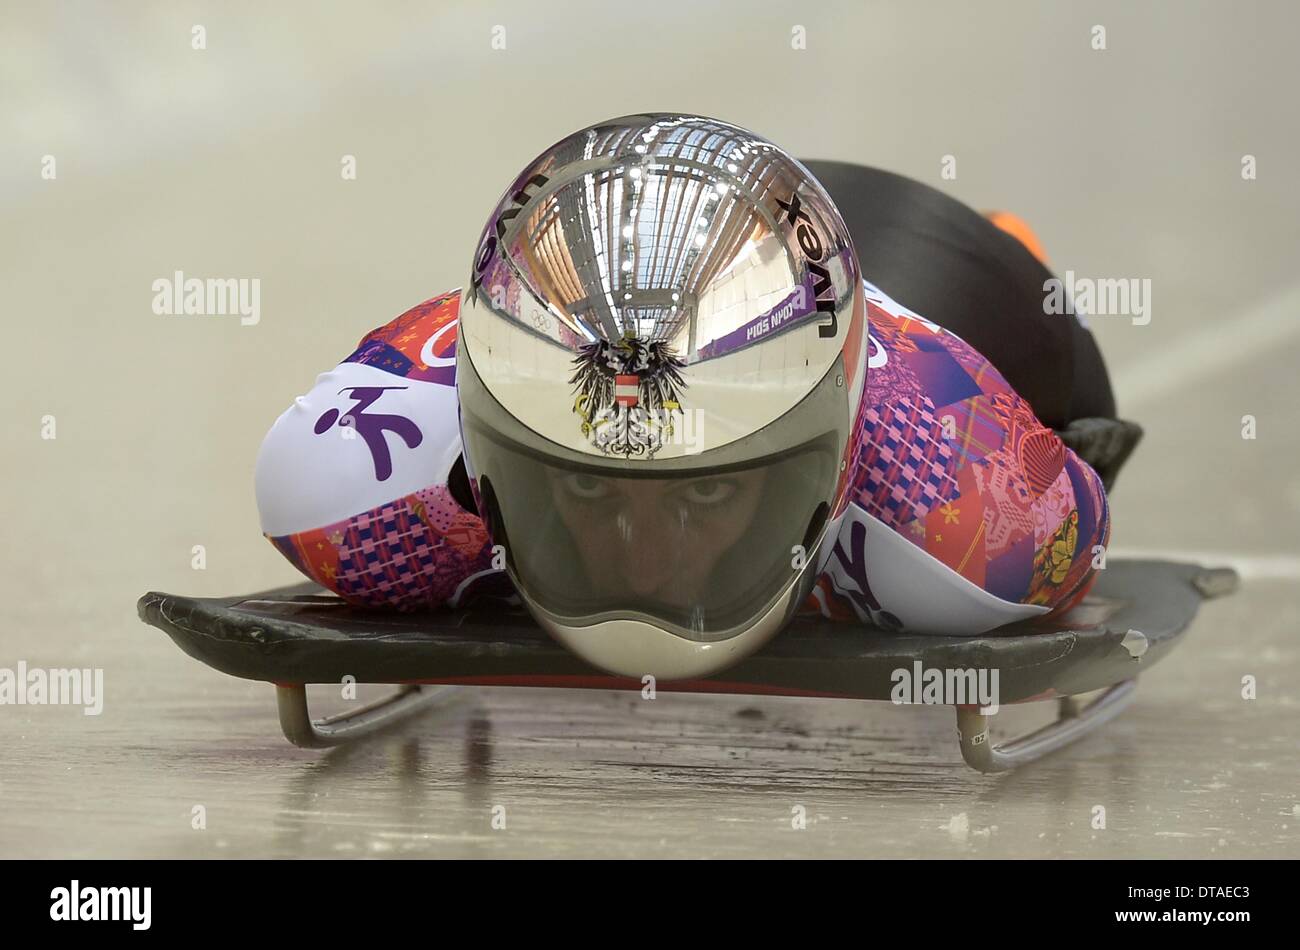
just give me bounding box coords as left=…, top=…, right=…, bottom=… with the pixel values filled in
left=679, top=478, right=737, bottom=507
left=561, top=473, right=613, bottom=501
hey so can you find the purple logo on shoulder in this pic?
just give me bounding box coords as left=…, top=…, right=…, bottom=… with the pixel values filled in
left=314, top=386, right=422, bottom=481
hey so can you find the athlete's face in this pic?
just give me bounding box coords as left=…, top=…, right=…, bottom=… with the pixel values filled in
left=549, top=470, right=767, bottom=605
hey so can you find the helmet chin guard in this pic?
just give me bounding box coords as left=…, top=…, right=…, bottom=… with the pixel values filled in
left=457, top=114, right=866, bottom=679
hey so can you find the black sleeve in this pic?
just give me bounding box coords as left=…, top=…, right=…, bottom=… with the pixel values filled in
left=799, top=160, right=1117, bottom=429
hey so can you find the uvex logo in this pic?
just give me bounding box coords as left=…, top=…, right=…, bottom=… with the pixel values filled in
left=471, top=173, right=550, bottom=291
left=775, top=191, right=838, bottom=338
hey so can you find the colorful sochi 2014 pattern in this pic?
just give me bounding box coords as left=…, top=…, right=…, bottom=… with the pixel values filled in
left=341, top=288, right=462, bottom=385
left=833, top=292, right=1109, bottom=615
left=264, top=291, right=500, bottom=610
left=268, top=482, right=496, bottom=611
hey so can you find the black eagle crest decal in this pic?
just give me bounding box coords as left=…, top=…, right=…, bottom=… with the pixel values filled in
left=570, top=335, right=687, bottom=457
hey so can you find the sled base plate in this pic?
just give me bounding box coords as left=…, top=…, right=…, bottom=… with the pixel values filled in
left=138, top=559, right=1235, bottom=771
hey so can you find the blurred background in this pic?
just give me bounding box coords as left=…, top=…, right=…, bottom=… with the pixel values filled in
left=2, top=0, right=1296, bottom=857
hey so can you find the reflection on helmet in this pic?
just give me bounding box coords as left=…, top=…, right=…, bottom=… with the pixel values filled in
left=457, top=114, right=866, bottom=679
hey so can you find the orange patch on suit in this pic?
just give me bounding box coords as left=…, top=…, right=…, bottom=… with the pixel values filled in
left=802, top=576, right=860, bottom=621
left=272, top=524, right=343, bottom=592
left=985, top=210, right=1050, bottom=266
left=358, top=289, right=460, bottom=366
left=924, top=465, right=987, bottom=587
left=865, top=301, right=921, bottom=354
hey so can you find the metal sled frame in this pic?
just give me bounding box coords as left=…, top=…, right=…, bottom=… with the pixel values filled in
left=139, top=560, right=1237, bottom=773
left=275, top=683, right=458, bottom=749
left=274, top=673, right=1140, bottom=770
left=954, top=680, right=1136, bottom=772
left=276, top=679, right=1142, bottom=769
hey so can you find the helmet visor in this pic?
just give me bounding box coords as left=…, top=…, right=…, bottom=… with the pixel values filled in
left=465, top=423, right=840, bottom=642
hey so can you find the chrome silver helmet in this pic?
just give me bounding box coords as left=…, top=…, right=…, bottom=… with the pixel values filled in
left=457, top=114, right=866, bottom=679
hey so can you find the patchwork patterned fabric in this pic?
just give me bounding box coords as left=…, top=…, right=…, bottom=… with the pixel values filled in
left=824, top=282, right=1111, bottom=622
left=945, top=340, right=1015, bottom=398
left=855, top=396, right=959, bottom=526
left=342, top=289, right=461, bottom=385
left=270, top=484, right=494, bottom=611
left=936, top=393, right=1006, bottom=466
left=1031, top=468, right=1076, bottom=546
left=864, top=304, right=924, bottom=407
left=921, top=463, right=989, bottom=588
left=1019, top=428, right=1066, bottom=498
left=974, top=447, right=1035, bottom=558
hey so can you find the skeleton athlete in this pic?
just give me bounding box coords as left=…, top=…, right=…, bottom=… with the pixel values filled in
left=256, top=276, right=1108, bottom=635
left=257, top=140, right=1123, bottom=679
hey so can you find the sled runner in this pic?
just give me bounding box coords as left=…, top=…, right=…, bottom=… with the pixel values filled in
left=137, top=558, right=1236, bottom=773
